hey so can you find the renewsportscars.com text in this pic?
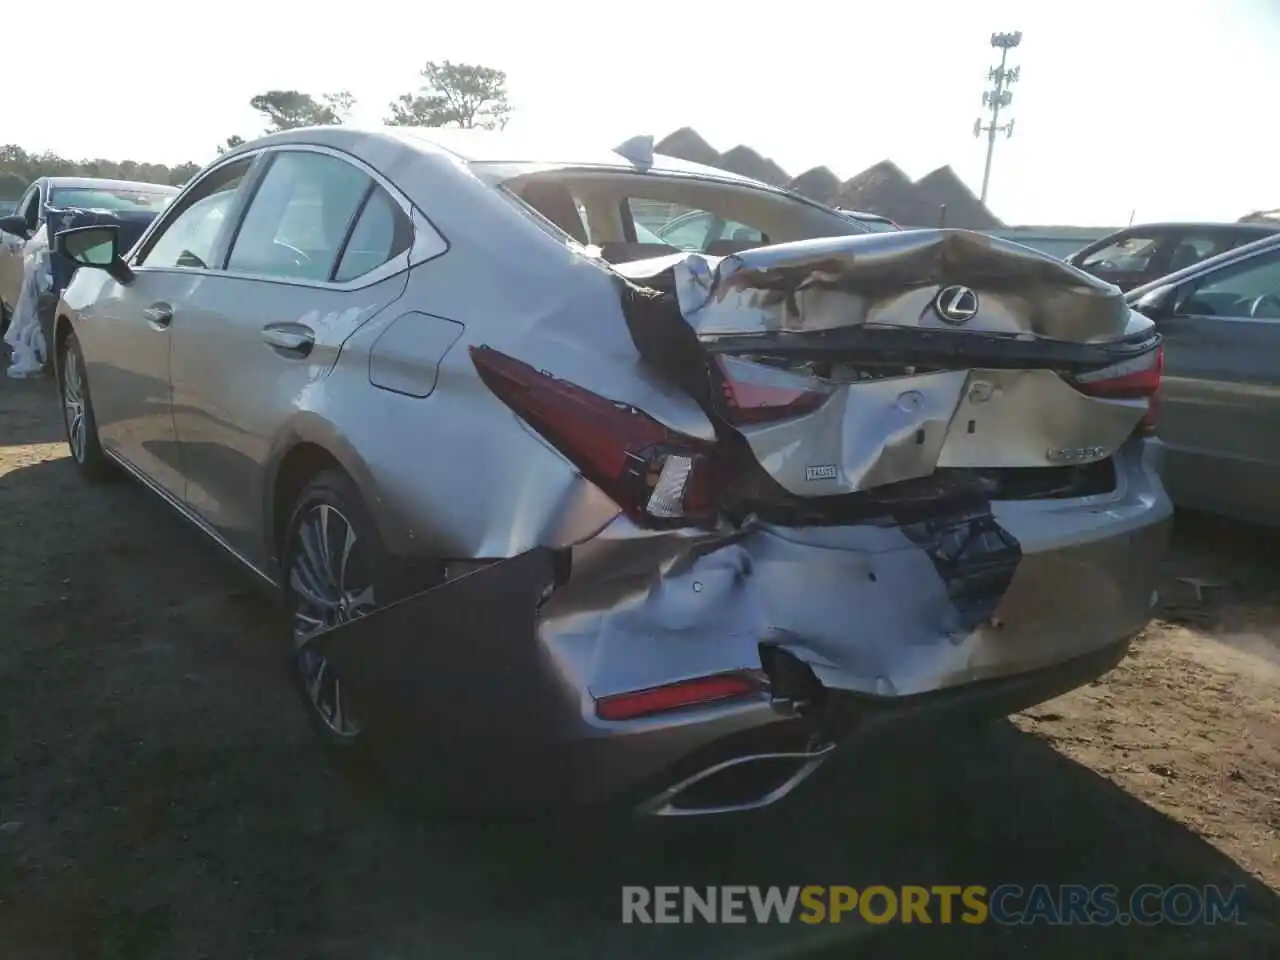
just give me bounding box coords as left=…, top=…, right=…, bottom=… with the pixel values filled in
left=621, top=884, right=1246, bottom=926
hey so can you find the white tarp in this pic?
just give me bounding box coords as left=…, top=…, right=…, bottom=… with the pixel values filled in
left=3, top=224, right=51, bottom=377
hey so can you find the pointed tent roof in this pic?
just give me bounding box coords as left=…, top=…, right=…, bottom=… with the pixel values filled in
left=718, top=145, right=791, bottom=186
left=653, top=130, right=1005, bottom=227
left=915, top=165, right=1002, bottom=229
left=837, top=160, right=914, bottom=203
left=655, top=127, right=720, bottom=166
left=789, top=166, right=842, bottom=203
left=758, top=158, right=792, bottom=186
left=836, top=161, right=932, bottom=225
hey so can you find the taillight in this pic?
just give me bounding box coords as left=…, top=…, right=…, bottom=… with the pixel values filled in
left=713, top=355, right=831, bottom=426
left=595, top=672, right=762, bottom=721
left=1071, top=344, right=1163, bottom=433
left=470, top=346, right=721, bottom=527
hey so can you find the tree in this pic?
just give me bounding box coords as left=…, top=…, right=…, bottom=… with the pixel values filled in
left=0, top=171, right=26, bottom=200
left=385, top=60, right=511, bottom=129
left=168, top=162, right=202, bottom=186
left=322, top=90, right=356, bottom=123
left=0, top=143, right=201, bottom=195
left=216, top=135, right=246, bottom=156
left=249, top=89, right=355, bottom=133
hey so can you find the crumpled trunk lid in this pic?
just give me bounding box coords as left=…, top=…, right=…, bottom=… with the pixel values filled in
left=614, top=229, right=1160, bottom=503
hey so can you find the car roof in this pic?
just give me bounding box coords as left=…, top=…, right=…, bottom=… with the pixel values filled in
left=385, top=126, right=774, bottom=184
left=45, top=176, right=179, bottom=193
left=240, top=124, right=778, bottom=190
left=1106, top=221, right=1280, bottom=236
left=1126, top=231, right=1280, bottom=300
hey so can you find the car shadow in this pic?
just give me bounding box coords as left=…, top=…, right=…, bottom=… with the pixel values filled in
left=0, top=375, right=64, bottom=447
left=0, top=456, right=1276, bottom=959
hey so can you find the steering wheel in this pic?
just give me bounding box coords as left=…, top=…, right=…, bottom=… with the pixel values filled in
left=1247, top=294, right=1280, bottom=318
left=273, top=239, right=312, bottom=265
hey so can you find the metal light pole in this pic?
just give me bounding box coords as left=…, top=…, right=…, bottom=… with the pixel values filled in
left=974, top=31, right=1022, bottom=206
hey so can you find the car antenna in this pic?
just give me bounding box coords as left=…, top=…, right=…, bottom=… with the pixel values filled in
left=614, top=135, right=654, bottom=169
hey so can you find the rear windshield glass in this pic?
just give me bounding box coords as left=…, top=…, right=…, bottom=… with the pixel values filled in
left=50, top=188, right=174, bottom=212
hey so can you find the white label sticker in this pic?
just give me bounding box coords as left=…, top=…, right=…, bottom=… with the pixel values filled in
left=804, top=464, right=838, bottom=482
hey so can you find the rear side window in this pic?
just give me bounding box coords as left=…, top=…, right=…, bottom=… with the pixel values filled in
left=227, top=151, right=370, bottom=281
left=333, top=186, right=412, bottom=282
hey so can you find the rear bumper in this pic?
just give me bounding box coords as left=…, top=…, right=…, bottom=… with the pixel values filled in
left=313, top=439, right=1170, bottom=814
left=625, top=635, right=1134, bottom=816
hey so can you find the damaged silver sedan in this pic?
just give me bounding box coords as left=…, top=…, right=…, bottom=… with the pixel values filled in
left=51, top=127, right=1171, bottom=815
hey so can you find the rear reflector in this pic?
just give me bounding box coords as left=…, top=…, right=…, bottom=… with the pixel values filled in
left=1070, top=343, right=1163, bottom=431
left=714, top=355, right=830, bottom=426
left=470, top=346, right=722, bottom=527
left=595, top=673, right=761, bottom=721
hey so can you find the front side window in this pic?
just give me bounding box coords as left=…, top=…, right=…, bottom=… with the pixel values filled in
left=1164, top=233, right=1233, bottom=273
left=1182, top=251, right=1280, bottom=319
left=19, top=186, right=41, bottom=231
left=1079, top=234, right=1161, bottom=271
left=139, top=160, right=250, bottom=269
left=227, top=151, right=371, bottom=282
left=630, top=200, right=766, bottom=253
left=654, top=209, right=713, bottom=250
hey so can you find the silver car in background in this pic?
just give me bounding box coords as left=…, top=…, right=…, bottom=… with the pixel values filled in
left=52, top=127, right=1170, bottom=815
left=1129, top=232, right=1280, bottom=526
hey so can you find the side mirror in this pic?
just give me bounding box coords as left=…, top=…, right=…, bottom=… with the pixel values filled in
left=0, top=213, right=28, bottom=237
left=55, top=225, right=134, bottom=284
left=1131, top=283, right=1177, bottom=320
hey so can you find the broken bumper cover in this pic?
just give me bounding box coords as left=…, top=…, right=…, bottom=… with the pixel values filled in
left=311, top=441, right=1170, bottom=814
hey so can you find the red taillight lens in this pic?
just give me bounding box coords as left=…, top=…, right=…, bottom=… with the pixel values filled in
left=471, top=346, right=721, bottom=526
left=713, top=355, right=831, bottom=426
left=595, top=673, right=762, bottom=721
left=1071, top=344, right=1163, bottom=433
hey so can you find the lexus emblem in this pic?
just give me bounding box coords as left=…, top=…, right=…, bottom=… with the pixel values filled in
left=934, top=285, right=980, bottom=324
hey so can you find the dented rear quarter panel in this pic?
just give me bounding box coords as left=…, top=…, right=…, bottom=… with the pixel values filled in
left=53, top=126, right=1176, bottom=812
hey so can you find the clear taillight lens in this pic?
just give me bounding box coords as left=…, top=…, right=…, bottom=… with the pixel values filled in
left=1071, top=343, right=1163, bottom=433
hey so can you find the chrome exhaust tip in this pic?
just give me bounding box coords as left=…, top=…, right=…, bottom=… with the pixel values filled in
left=636, top=744, right=836, bottom=817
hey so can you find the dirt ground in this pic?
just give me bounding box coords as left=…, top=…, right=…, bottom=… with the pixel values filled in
left=0, top=375, right=1276, bottom=959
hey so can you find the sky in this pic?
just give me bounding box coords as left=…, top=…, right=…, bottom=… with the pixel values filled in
left=8, top=0, right=1279, bottom=226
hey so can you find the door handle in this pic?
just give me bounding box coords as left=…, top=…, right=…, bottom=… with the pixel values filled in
left=144, top=302, right=173, bottom=328
left=262, top=324, right=315, bottom=357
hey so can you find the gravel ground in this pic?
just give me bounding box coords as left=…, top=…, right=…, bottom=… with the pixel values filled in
left=0, top=376, right=1276, bottom=959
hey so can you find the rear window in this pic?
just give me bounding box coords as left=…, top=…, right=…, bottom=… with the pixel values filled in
left=50, top=187, right=174, bottom=212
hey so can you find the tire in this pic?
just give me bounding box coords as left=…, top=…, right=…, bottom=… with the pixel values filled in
left=281, top=469, right=397, bottom=754
left=58, top=330, right=114, bottom=482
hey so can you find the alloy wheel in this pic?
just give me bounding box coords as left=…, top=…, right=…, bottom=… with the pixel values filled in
left=289, top=503, right=376, bottom=738
left=62, top=347, right=87, bottom=464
